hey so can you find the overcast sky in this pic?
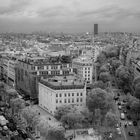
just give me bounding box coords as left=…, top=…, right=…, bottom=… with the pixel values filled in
left=0, top=0, right=140, bottom=33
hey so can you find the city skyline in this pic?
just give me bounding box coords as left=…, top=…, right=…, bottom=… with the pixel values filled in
left=0, top=0, right=140, bottom=33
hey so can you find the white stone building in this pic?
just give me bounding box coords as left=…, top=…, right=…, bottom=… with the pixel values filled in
left=39, top=76, right=86, bottom=115
left=72, top=55, right=93, bottom=84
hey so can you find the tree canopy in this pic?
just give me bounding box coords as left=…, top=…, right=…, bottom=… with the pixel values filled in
left=99, top=72, right=111, bottom=83
left=87, top=88, right=114, bottom=118
left=134, top=83, right=140, bottom=100
left=54, top=105, right=77, bottom=121
left=104, top=111, right=119, bottom=128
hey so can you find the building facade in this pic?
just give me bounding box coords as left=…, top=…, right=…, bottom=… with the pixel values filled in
left=94, top=24, right=98, bottom=36
left=39, top=76, right=86, bottom=115
left=0, top=54, right=17, bottom=86
left=72, top=55, right=94, bottom=84
left=15, top=56, right=73, bottom=99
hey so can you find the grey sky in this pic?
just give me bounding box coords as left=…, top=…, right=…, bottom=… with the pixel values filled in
left=0, top=0, right=140, bottom=33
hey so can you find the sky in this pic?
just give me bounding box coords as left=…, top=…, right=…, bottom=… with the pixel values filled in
left=0, top=0, right=140, bottom=33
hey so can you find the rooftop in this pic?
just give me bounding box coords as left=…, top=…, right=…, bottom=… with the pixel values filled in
left=73, top=55, right=93, bottom=64
left=40, top=76, right=85, bottom=90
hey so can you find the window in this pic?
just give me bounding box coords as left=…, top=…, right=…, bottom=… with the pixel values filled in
left=64, top=99, right=67, bottom=103
left=68, top=99, right=70, bottom=103
left=88, top=71, right=90, bottom=73
left=77, top=93, right=79, bottom=96
left=85, top=67, right=87, bottom=70
left=59, top=94, right=62, bottom=97
left=72, top=98, right=74, bottom=103
left=72, top=93, right=74, bottom=96
left=65, top=93, right=67, bottom=97
left=88, top=67, right=90, bottom=70
left=80, top=98, right=82, bottom=102
left=59, top=100, right=62, bottom=103
left=77, top=98, right=79, bottom=102
left=68, top=93, right=70, bottom=96
left=80, top=93, right=82, bottom=96
left=56, top=99, right=58, bottom=103
left=56, top=94, right=58, bottom=97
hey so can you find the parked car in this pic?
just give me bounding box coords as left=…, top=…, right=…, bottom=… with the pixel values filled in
left=128, top=131, right=135, bottom=136
left=116, top=127, right=121, bottom=135
left=117, top=102, right=121, bottom=106
left=133, top=121, right=137, bottom=126
left=123, top=110, right=127, bottom=114
left=120, top=113, right=125, bottom=120
left=127, top=115, right=131, bottom=120
left=128, top=121, right=133, bottom=126
left=126, top=105, right=131, bottom=110
left=118, top=105, right=122, bottom=110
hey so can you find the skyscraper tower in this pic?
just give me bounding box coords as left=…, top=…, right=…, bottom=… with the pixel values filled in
left=94, top=24, right=98, bottom=36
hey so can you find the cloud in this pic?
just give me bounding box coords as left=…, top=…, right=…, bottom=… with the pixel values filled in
left=37, top=5, right=73, bottom=18
left=0, top=0, right=30, bottom=16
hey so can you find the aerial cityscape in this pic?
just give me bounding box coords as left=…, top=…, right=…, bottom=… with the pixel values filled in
left=0, top=0, right=140, bottom=140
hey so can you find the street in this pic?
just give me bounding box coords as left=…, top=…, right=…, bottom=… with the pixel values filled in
left=113, top=89, right=140, bottom=140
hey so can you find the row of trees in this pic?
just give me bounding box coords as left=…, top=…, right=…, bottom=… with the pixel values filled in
left=96, top=44, right=140, bottom=122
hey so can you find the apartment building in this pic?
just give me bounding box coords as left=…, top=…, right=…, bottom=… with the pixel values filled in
left=15, top=56, right=73, bottom=99
left=0, top=54, right=18, bottom=86
left=39, top=76, right=86, bottom=115
left=72, top=55, right=93, bottom=84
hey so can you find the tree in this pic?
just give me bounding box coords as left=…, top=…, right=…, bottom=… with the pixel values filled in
left=91, top=81, right=106, bottom=89
left=134, top=83, right=140, bottom=100
left=21, top=106, right=39, bottom=131
left=115, top=65, right=131, bottom=92
left=99, top=72, right=111, bottom=83
left=38, top=116, right=51, bottom=137
left=104, top=46, right=120, bottom=58
left=6, top=89, right=18, bottom=104
left=60, top=55, right=71, bottom=63
left=99, top=64, right=109, bottom=73
left=109, top=59, right=122, bottom=74
left=54, top=105, right=77, bottom=120
left=10, top=98, right=25, bottom=115
left=61, top=112, right=83, bottom=129
left=132, top=77, right=140, bottom=90
left=96, top=52, right=107, bottom=64
left=87, top=88, right=114, bottom=122
left=104, top=111, right=119, bottom=128
left=46, top=128, right=65, bottom=140
left=0, top=82, right=6, bottom=101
